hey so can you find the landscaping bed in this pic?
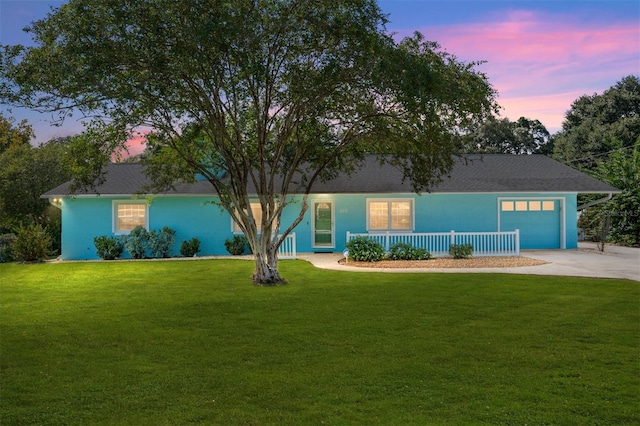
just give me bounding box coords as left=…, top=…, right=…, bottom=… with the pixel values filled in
left=339, top=255, right=548, bottom=268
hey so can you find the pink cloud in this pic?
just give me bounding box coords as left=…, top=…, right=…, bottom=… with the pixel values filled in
left=404, top=9, right=640, bottom=133
left=499, top=90, right=590, bottom=133
left=112, top=132, right=147, bottom=161
left=125, top=133, right=147, bottom=157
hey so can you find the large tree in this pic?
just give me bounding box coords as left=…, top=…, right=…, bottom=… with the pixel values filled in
left=577, top=140, right=640, bottom=246
left=0, top=135, right=74, bottom=252
left=460, top=116, right=551, bottom=155
left=552, top=75, right=640, bottom=169
left=550, top=76, right=640, bottom=246
left=1, top=0, right=496, bottom=284
left=0, top=114, right=34, bottom=153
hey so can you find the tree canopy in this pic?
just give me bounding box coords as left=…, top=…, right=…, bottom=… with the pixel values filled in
left=0, top=115, right=74, bottom=254
left=577, top=141, right=640, bottom=246
left=0, top=114, right=34, bottom=153
left=550, top=76, right=640, bottom=247
left=459, top=116, right=551, bottom=155
left=552, top=75, right=640, bottom=169
left=1, top=0, right=497, bottom=284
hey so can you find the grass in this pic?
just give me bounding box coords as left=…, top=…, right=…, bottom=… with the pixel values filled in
left=1, top=259, right=638, bottom=425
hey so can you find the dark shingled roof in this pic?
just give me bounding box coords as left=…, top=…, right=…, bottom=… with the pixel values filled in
left=42, top=154, right=619, bottom=197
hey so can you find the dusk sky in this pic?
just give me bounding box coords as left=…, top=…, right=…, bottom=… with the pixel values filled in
left=1, top=0, right=639, bottom=148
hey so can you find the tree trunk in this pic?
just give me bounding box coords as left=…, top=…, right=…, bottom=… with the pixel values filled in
left=252, top=244, right=286, bottom=285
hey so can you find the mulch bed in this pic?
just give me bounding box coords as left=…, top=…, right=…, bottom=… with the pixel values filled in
left=338, top=256, right=548, bottom=269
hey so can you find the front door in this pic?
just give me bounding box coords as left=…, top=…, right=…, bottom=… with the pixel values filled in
left=312, top=200, right=334, bottom=248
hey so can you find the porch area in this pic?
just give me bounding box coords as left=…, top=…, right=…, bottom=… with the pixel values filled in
left=279, top=230, right=521, bottom=259
left=346, top=230, right=521, bottom=258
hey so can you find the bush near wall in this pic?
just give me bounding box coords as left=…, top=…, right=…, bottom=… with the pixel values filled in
left=180, top=238, right=201, bottom=257
left=148, top=227, right=176, bottom=258
left=123, top=226, right=177, bottom=259
left=387, top=242, right=432, bottom=260
left=94, top=235, right=124, bottom=260
left=449, top=243, right=474, bottom=259
left=12, top=223, right=53, bottom=262
left=345, top=236, right=385, bottom=262
left=124, top=226, right=149, bottom=259
left=225, top=235, right=250, bottom=255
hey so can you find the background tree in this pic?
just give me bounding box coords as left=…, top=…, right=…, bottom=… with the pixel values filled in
left=550, top=76, right=640, bottom=246
left=0, top=114, right=34, bottom=153
left=460, top=116, right=551, bottom=154
left=0, top=130, right=74, bottom=253
left=552, top=75, right=640, bottom=169
left=577, top=140, right=640, bottom=246
left=1, top=0, right=496, bottom=284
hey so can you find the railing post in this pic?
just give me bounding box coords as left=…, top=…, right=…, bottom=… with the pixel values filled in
left=291, top=232, right=296, bottom=259
left=450, top=230, right=455, bottom=248
left=385, top=231, right=390, bottom=251
left=346, top=231, right=351, bottom=244
left=515, top=229, right=520, bottom=256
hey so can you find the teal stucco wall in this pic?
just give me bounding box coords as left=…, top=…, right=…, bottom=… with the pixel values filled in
left=58, top=192, right=579, bottom=260
left=60, top=196, right=229, bottom=260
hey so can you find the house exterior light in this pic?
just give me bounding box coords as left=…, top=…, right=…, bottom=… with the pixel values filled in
left=49, top=197, right=63, bottom=209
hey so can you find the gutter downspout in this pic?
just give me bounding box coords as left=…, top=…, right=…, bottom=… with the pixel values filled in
left=577, top=193, right=613, bottom=211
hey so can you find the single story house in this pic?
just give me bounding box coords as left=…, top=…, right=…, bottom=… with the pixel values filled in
left=42, top=155, right=619, bottom=260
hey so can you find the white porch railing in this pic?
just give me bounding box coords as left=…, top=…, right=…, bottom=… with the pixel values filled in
left=346, top=230, right=520, bottom=257
left=277, top=233, right=297, bottom=259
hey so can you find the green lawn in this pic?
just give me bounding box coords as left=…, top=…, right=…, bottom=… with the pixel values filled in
left=1, top=259, right=638, bottom=425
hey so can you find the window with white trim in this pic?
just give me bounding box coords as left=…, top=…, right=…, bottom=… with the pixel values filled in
left=232, top=202, right=276, bottom=233
left=113, top=201, right=148, bottom=234
left=367, top=199, right=413, bottom=231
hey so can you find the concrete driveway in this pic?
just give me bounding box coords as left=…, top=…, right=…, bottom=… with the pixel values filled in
left=299, top=242, right=639, bottom=281
left=516, top=242, right=639, bottom=281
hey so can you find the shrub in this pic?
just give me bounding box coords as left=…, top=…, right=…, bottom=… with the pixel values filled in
left=449, top=243, right=474, bottom=259
left=180, top=238, right=201, bottom=257
left=610, top=233, right=637, bottom=247
left=12, top=223, right=54, bottom=262
left=225, top=235, right=249, bottom=255
left=124, top=226, right=149, bottom=259
left=148, top=226, right=176, bottom=258
left=345, top=236, right=385, bottom=262
left=387, top=242, right=432, bottom=261
left=93, top=235, right=124, bottom=260
left=0, top=233, right=16, bottom=263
